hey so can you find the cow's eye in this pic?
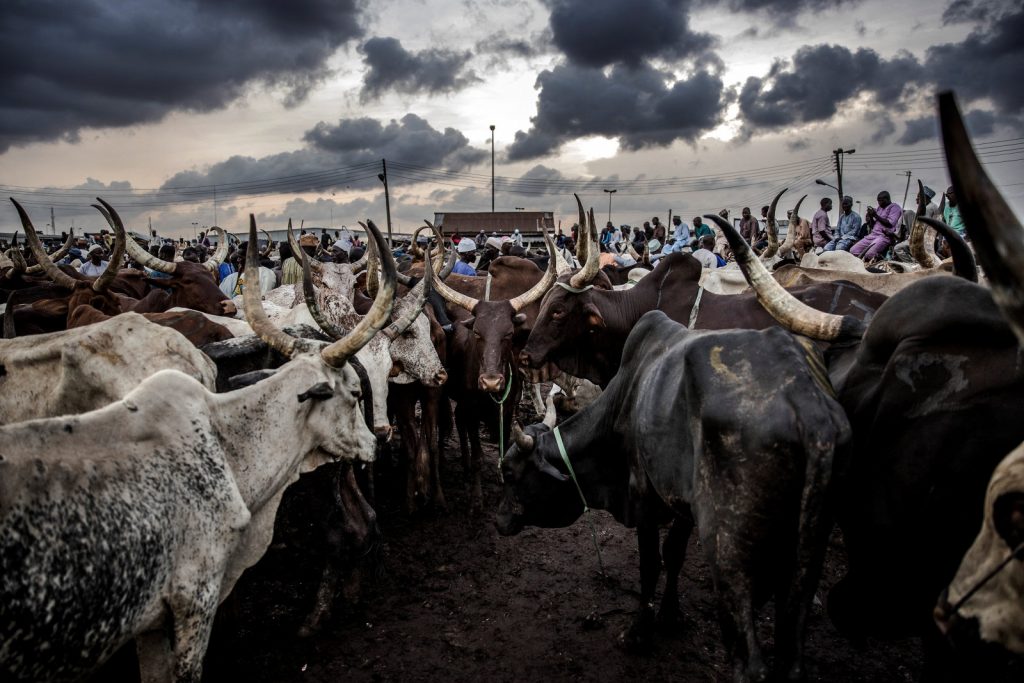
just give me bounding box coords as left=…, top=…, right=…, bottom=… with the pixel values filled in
left=351, top=390, right=362, bottom=400
left=552, top=310, right=566, bottom=320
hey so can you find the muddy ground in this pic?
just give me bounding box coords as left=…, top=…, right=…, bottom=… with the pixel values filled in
left=190, top=405, right=923, bottom=683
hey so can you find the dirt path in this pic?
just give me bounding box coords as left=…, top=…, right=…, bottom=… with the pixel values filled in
left=200, top=424, right=923, bottom=682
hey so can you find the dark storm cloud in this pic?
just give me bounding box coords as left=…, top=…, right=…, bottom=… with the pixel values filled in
left=160, top=114, right=487, bottom=193
left=926, top=5, right=1024, bottom=116
left=0, top=0, right=363, bottom=154
left=507, top=63, right=727, bottom=161
left=474, top=29, right=555, bottom=67
left=544, top=0, right=714, bottom=68
left=737, top=44, right=922, bottom=135
left=941, top=0, right=1002, bottom=24
left=359, top=37, right=480, bottom=102
left=896, top=108, right=998, bottom=146
left=697, top=0, right=863, bottom=18
left=865, top=111, right=896, bottom=144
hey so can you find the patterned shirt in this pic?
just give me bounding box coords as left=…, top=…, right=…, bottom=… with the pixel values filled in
left=835, top=211, right=862, bottom=239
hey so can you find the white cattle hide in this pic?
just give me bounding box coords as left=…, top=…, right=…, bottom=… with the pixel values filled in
left=0, top=354, right=375, bottom=682
left=0, top=312, right=216, bottom=425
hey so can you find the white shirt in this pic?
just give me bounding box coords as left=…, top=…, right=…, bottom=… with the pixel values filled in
left=692, top=248, right=718, bottom=270
left=79, top=260, right=109, bottom=276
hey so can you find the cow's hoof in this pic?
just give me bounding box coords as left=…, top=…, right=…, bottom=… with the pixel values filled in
left=656, top=604, right=684, bottom=631
left=618, top=611, right=655, bottom=654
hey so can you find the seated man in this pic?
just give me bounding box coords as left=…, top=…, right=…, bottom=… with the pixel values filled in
left=851, top=191, right=903, bottom=263
left=811, top=198, right=834, bottom=252
left=691, top=235, right=719, bottom=270
left=823, top=196, right=862, bottom=252
left=788, top=210, right=813, bottom=258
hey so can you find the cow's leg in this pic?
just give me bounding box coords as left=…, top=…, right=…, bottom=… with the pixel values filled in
left=136, top=629, right=173, bottom=683
left=465, top=404, right=484, bottom=514
left=774, top=452, right=833, bottom=682
left=390, top=387, right=422, bottom=513
left=716, top=576, right=767, bottom=683
left=658, top=507, right=695, bottom=629
left=421, top=387, right=447, bottom=510
left=168, top=589, right=219, bottom=683
left=619, top=520, right=660, bottom=653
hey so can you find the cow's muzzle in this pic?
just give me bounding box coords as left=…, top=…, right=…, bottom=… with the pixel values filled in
left=478, top=373, right=505, bottom=393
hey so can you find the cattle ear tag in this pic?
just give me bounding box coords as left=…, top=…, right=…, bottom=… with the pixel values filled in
left=513, top=313, right=528, bottom=326
left=297, top=382, right=335, bottom=403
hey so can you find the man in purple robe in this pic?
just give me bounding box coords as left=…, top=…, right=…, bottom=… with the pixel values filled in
left=850, top=191, right=902, bottom=262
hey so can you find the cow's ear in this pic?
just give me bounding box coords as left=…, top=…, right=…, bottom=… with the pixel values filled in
left=536, top=454, right=569, bottom=482
left=993, top=491, right=1024, bottom=550
left=513, top=313, right=528, bottom=326
left=583, top=303, right=605, bottom=330
left=297, top=381, right=335, bottom=403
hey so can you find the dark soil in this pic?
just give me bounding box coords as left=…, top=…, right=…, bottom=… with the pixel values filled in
left=196, top=403, right=924, bottom=683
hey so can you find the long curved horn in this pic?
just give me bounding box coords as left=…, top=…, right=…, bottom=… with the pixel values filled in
left=542, top=395, right=557, bottom=428
left=260, top=229, right=274, bottom=258
left=919, top=216, right=977, bottom=282
left=908, top=179, right=938, bottom=269
left=320, top=219, right=396, bottom=368
left=418, top=221, right=446, bottom=275
left=287, top=218, right=304, bottom=263
left=383, top=273, right=429, bottom=340
left=301, top=245, right=347, bottom=341
left=4, top=233, right=27, bottom=273
left=201, top=226, right=229, bottom=272
left=10, top=198, right=80, bottom=289
left=704, top=213, right=864, bottom=341
left=510, top=229, right=558, bottom=312
left=242, top=215, right=320, bottom=358
left=362, top=221, right=380, bottom=298
left=939, top=91, right=1024, bottom=345
left=642, top=239, right=651, bottom=267
left=762, top=187, right=787, bottom=258
left=778, top=194, right=806, bottom=256
left=439, top=248, right=456, bottom=280
left=625, top=240, right=640, bottom=260
left=122, top=216, right=177, bottom=274
left=428, top=237, right=480, bottom=313
left=23, top=228, right=75, bottom=274
left=89, top=199, right=126, bottom=292
left=569, top=210, right=601, bottom=290
left=574, top=194, right=589, bottom=265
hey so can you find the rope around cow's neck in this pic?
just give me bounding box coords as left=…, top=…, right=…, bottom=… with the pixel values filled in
left=552, top=426, right=605, bottom=575
left=491, top=362, right=514, bottom=467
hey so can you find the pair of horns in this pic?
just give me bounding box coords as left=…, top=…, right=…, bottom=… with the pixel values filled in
left=760, top=188, right=787, bottom=259
left=286, top=218, right=368, bottom=275
left=431, top=226, right=558, bottom=313
left=10, top=197, right=123, bottom=293
left=510, top=396, right=559, bottom=452
left=569, top=194, right=601, bottom=289
left=243, top=214, right=395, bottom=367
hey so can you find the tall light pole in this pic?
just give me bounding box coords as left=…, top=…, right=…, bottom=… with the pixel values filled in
left=490, top=124, right=496, bottom=212
left=832, top=147, right=855, bottom=205
left=603, top=188, right=617, bottom=224
left=378, top=159, right=393, bottom=248
left=191, top=221, right=198, bottom=241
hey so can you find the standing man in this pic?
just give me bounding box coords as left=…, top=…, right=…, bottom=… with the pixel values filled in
left=851, top=191, right=903, bottom=263
left=651, top=216, right=666, bottom=243
left=811, top=198, right=834, bottom=251
left=79, top=244, right=109, bottom=276
left=942, top=186, right=966, bottom=236
left=738, top=207, right=759, bottom=244
left=823, top=196, right=862, bottom=252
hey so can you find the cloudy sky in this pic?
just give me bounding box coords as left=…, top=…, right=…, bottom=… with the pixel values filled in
left=2, top=0, right=1021, bottom=239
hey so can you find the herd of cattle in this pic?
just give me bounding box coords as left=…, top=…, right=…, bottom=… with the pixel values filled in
left=1, top=93, right=1021, bottom=682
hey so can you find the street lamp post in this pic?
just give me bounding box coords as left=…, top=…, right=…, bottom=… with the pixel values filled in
left=832, top=147, right=856, bottom=204
left=489, top=125, right=496, bottom=212
left=603, top=188, right=617, bottom=224
left=378, top=160, right=393, bottom=248
left=191, top=221, right=198, bottom=241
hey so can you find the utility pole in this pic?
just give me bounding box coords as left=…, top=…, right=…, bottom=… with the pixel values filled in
left=901, top=170, right=912, bottom=209
left=213, top=185, right=218, bottom=226
left=832, top=148, right=855, bottom=205
left=490, top=124, right=496, bottom=212
left=378, top=159, right=393, bottom=248
left=50, top=207, right=56, bottom=236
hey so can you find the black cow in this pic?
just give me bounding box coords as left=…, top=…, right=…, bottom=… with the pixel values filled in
left=707, top=93, right=1024, bottom=679
left=497, top=310, right=851, bottom=682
